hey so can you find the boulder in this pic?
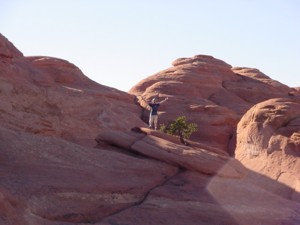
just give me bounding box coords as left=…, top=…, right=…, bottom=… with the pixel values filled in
left=235, top=98, right=300, bottom=198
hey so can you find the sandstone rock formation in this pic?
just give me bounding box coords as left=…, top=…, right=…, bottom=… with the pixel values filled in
left=289, top=87, right=300, bottom=97
left=1, top=33, right=299, bottom=225
left=235, top=98, right=300, bottom=197
left=0, top=127, right=176, bottom=224
left=0, top=33, right=144, bottom=147
left=129, top=55, right=292, bottom=152
left=95, top=128, right=300, bottom=225
left=1, top=125, right=300, bottom=225
left=129, top=54, right=299, bottom=204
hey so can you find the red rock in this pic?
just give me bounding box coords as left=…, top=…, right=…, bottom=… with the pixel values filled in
left=96, top=129, right=300, bottom=225
left=0, top=127, right=177, bottom=224
left=289, top=87, right=300, bottom=97
left=0, top=36, right=145, bottom=147
left=96, top=129, right=244, bottom=178
left=130, top=55, right=292, bottom=151
left=0, top=33, right=23, bottom=58
left=229, top=67, right=291, bottom=103
left=1, top=34, right=300, bottom=225
left=27, top=56, right=99, bottom=87
left=101, top=171, right=300, bottom=225
left=235, top=98, right=300, bottom=198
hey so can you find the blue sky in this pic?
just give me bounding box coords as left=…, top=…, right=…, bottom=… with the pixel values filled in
left=1, top=0, right=299, bottom=91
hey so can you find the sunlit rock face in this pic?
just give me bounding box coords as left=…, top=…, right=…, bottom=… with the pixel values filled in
left=129, top=55, right=292, bottom=151
left=1, top=34, right=300, bottom=225
left=0, top=34, right=144, bottom=147
left=235, top=98, right=300, bottom=198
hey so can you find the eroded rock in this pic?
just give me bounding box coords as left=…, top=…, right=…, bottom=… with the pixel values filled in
left=129, top=55, right=292, bottom=151
left=235, top=98, right=300, bottom=197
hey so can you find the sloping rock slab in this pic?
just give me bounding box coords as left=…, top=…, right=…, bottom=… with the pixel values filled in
left=0, top=127, right=176, bottom=224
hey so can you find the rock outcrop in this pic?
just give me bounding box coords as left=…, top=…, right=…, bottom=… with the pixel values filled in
left=1, top=126, right=299, bottom=225
left=0, top=127, right=176, bottom=224
left=1, top=34, right=299, bottom=225
left=95, top=128, right=300, bottom=225
left=235, top=98, right=300, bottom=197
left=0, top=33, right=144, bottom=147
left=129, top=55, right=292, bottom=151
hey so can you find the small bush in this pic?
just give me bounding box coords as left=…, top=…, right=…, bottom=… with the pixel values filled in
left=160, top=116, right=198, bottom=144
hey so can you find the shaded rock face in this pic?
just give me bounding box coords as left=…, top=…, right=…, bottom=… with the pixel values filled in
left=0, top=34, right=144, bottom=147
left=235, top=98, right=300, bottom=196
left=1, top=34, right=300, bottom=225
left=289, top=87, right=300, bottom=97
left=0, top=34, right=23, bottom=58
left=129, top=55, right=292, bottom=151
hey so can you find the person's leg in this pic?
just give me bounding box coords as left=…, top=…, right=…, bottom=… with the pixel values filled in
left=149, top=115, right=154, bottom=128
left=153, top=115, right=158, bottom=130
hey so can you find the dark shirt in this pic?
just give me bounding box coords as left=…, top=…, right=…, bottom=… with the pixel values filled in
left=149, top=103, right=160, bottom=115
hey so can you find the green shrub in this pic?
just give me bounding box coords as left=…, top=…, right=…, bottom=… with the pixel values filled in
left=160, top=116, right=198, bottom=144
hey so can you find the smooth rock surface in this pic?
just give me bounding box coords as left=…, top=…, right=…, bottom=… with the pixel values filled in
left=235, top=98, right=300, bottom=198
left=129, top=55, right=292, bottom=151
left=1, top=34, right=299, bottom=225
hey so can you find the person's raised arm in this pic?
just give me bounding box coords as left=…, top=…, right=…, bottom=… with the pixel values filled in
left=158, top=97, right=168, bottom=104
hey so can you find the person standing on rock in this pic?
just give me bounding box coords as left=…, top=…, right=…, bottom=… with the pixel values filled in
left=140, top=96, right=168, bottom=130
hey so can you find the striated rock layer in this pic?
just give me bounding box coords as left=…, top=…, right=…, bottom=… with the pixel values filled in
left=1, top=33, right=300, bottom=224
